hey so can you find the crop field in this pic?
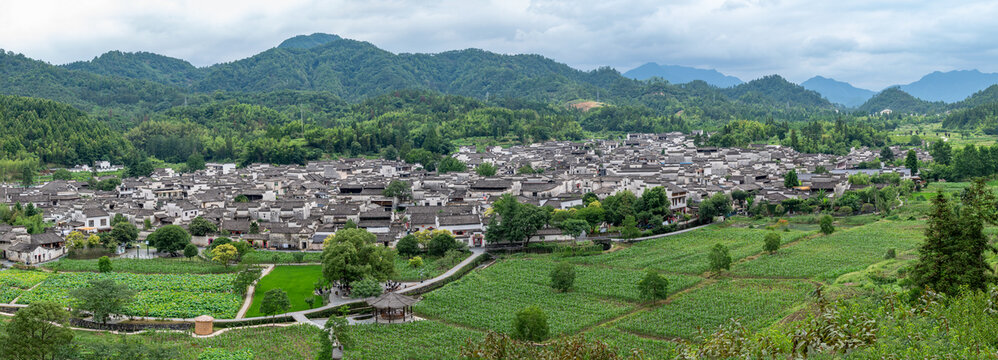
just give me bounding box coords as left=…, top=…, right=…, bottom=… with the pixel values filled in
left=582, top=326, right=679, bottom=358
left=240, top=251, right=322, bottom=264
left=16, top=272, right=241, bottom=318
left=570, top=226, right=812, bottom=274
left=732, top=220, right=925, bottom=281
left=246, top=265, right=324, bottom=318
left=43, top=257, right=238, bottom=274
left=0, top=270, right=51, bottom=303
left=414, top=256, right=700, bottom=336
left=617, top=279, right=816, bottom=339
left=393, top=251, right=470, bottom=282
left=345, top=320, right=483, bottom=360
left=68, top=323, right=321, bottom=359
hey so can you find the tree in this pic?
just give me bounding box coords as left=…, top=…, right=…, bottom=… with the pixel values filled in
left=438, top=157, right=467, bottom=173
left=211, top=243, right=238, bottom=266
left=637, top=269, right=669, bottom=302
left=249, top=221, right=259, bottom=234
left=764, top=232, right=781, bottom=254
left=575, top=202, right=605, bottom=234
left=731, top=190, right=750, bottom=210
left=699, top=192, right=733, bottom=220
left=189, top=216, right=218, bottom=236
left=293, top=252, right=306, bottom=263
left=350, top=277, right=383, bottom=298
left=126, top=159, right=155, bottom=178
left=910, top=181, right=997, bottom=296
left=517, top=164, right=536, bottom=174
left=0, top=302, right=73, bottom=360
left=709, top=243, right=732, bottom=273
left=109, top=221, right=139, bottom=247
left=184, top=243, right=199, bottom=260
left=880, top=147, right=895, bottom=162
left=485, top=194, right=550, bottom=246
left=66, top=230, right=87, bottom=249
left=428, top=232, right=461, bottom=257
left=20, top=164, right=34, bottom=188
left=143, top=218, right=152, bottom=230
left=71, top=278, right=135, bottom=324
left=98, top=256, right=112, bottom=273
left=147, top=225, right=192, bottom=255
left=186, top=153, right=206, bottom=172
left=558, top=218, right=589, bottom=238
left=260, top=288, right=291, bottom=317
left=395, top=235, right=420, bottom=257
left=234, top=194, right=250, bottom=203
left=784, top=169, right=800, bottom=188
left=906, top=149, right=919, bottom=174
left=582, top=192, right=599, bottom=206
left=409, top=256, right=424, bottom=268
left=321, top=228, right=396, bottom=286
left=383, top=180, right=412, bottom=202
left=475, top=162, right=497, bottom=177
left=52, top=168, right=73, bottom=180
left=930, top=140, right=952, bottom=165
left=620, top=215, right=641, bottom=239
left=819, top=215, right=835, bottom=234
left=550, top=262, right=575, bottom=292
left=512, top=306, right=549, bottom=342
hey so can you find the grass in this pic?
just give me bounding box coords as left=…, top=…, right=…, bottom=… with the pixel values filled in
left=245, top=265, right=323, bottom=318
left=393, top=251, right=471, bottom=282
left=44, top=257, right=239, bottom=274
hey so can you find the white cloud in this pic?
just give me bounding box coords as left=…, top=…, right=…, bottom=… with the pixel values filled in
left=2, top=0, right=997, bottom=89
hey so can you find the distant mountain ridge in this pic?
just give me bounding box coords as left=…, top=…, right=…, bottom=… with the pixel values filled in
left=623, top=62, right=743, bottom=88
left=856, top=87, right=947, bottom=115
left=800, top=76, right=875, bottom=108
left=896, top=70, right=998, bottom=103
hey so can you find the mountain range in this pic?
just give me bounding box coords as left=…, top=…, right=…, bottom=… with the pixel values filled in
left=622, top=63, right=743, bottom=88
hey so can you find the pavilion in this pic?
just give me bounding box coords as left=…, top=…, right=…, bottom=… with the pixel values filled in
left=367, top=292, right=419, bottom=324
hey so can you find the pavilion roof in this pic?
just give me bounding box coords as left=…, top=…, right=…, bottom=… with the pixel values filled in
left=367, top=292, right=419, bottom=309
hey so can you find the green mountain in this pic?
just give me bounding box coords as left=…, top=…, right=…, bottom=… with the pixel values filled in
left=723, top=75, right=833, bottom=109
left=278, top=33, right=342, bottom=49
left=0, top=95, right=133, bottom=165
left=63, top=50, right=202, bottom=87
left=954, top=84, right=998, bottom=109
left=856, top=87, right=946, bottom=115
left=942, top=102, right=998, bottom=133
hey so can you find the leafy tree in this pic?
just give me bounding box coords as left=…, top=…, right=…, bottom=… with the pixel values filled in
left=20, top=164, right=34, bottom=187
left=211, top=243, right=238, bottom=266
left=126, top=159, right=155, bottom=178
left=52, top=168, right=73, bottom=180
left=395, top=235, right=420, bottom=257
left=582, top=192, right=599, bottom=206
left=475, top=162, right=497, bottom=177
left=382, top=180, right=412, bottom=202
left=189, top=216, right=218, bottom=236
left=109, top=221, right=139, bottom=247
left=438, top=157, right=467, bottom=173
left=699, top=192, right=733, bottom=220
left=764, top=232, right=781, bottom=254
left=98, top=256, right=112, bottom=273
left=183, top=243, right=199, bottom=260
left=637, top=269, right=669, bottom=302
left=512, top=306, right=549, bottom=342
left=906, top=149, right=919, bottom=174
left=380, top=145, right=399, bottom=160
left=147, top=224, right=191, bottom=255
left=260, top=288, right=291, bottom=317
left=620, top=215, right=641, bottom=239
left=249, top=221, right=259, bottom=234
left=784, top=169, right=800, bottom=188
left=814, top=165, right=828, bottom=174
left=293, top=252, right=305, bottom=263
left=321, top=228, right=396, bottom=285
left=71, top=278, right=135, bottom=324
left=232, top=267, right=262, bottom=296
left=234, top=194, right=250, bottom=203
left=428, top=232, right=462, bottom=257
left=143, top=218, right=152, bottom=230
left=485, top=194, right=550, bottom=246
left=550, top=262, right=575, bottom=292
left=930, top=140, right=952, bottom=165
left=66, top=231, right=87, bottom=249
left=731, top=190, right=750, bottom=210
left=350, top=277, right=383, bottom=298
left=558, top=218, right=589, bottom=238
left=880, top=147, right=895, bottom=161
left=186, top=153, right=206, bottom=172
left=0, top=302, right=73, bottom=360
left=575, top=202, right=605, bottom=234
left=819, top=215, right=835, bottom=234
left=517, top=164, right=536, bottom=174
left=409, top=256, right=424, bottom=268
left=709, top=243, right=732, bottom=274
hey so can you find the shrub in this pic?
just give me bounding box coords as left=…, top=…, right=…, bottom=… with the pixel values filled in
left=97, top=256, right=112, bottom=273
left=198, top=348, right=253, bottom=360
left=395, top=235, right=420, bottom=258
left=260, top=288, right=290, bottom=317
left=637, top=269, right=669, bottom=302
left=550, top=262, right=575, bottom=292
left=709, top=243, right=731, bottom=273
left=292, top=252, right=305, bottom=263
left=836, top=206, right=854, bottom=216
left=884, top=248, right=896, bottom=260
left=860, top=203, right=876, bottom=214
left=409, top=256, right=424, bottom=268
left=764, top=232, right=781, bottom=254
left=512, top=306, right=549, bottom=342
left=428, top=232, right=461, bottom=257
left=819, top=215, right=835, bottom=235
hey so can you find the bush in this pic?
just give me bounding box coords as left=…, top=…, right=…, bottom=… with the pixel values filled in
left=884, top=248, right=896, bottom=260
left=350, top=278, right=383, bottom=298
left=409, top=256, right=424, bottom=268
left=709, top=243, right=731, bottom=273
left=835, top=206, right=854, bottom=216
left=637, top=269, right=669, bottom=302
left=860, top=203, right=876, bottom=214
left=764, top=232, right=781, bottom=254
left=198, top=348, right=253, bottom=360
left=292, top=252, right=305, bottom=263
left=512, top=306, right=549, bottom=342
left=428, top=232, right=461, bottom=257
left=549, top=262, right=575, bottom=292
left=97, top=256, right=112, bottom=273
left=819, top=215, right=835, bottom=234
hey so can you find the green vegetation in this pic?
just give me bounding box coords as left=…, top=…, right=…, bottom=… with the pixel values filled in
left=245, top=266, right=323, bottom=317
left=344, top=320, right=483, bottom=360
left=43, top=257, right=238, bottom=274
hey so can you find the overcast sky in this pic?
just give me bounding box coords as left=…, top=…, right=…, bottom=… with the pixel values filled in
left=2, top=0, right=997, bottom=90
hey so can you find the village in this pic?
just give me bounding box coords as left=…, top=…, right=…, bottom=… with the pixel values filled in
left=0, top=132, right=926, bottom=265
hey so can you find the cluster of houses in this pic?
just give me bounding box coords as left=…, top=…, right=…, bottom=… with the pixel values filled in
left=0, top=132, right=926, bottom=265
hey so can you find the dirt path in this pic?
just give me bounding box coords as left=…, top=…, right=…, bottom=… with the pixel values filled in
left=235, top=264, right=275, bottom=319
left=10, top=282, right=44, bottom=305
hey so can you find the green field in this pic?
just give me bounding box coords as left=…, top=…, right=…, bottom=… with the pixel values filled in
left=44, top=257, right=239, bottom=274
left=245, top=265, right=324, bottom=318
left=392, top=251, right=471, bottom=282
left=240, top=251, right=322, bottom=264
left=344, top=320, right=484, bottom=360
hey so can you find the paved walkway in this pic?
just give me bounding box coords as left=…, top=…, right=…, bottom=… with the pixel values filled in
left=235, top=264, right=276, bottom=318
left=610, top=223, right=709, bottom=242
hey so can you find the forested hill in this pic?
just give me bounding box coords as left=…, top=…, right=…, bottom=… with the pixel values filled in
left=856, top=87, right=947, bottom=115
left=0, top=95, right=134, bottom=165
left=722, top=75, right=832, bottom=109
left=63, top=51, right=203, bottom=87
